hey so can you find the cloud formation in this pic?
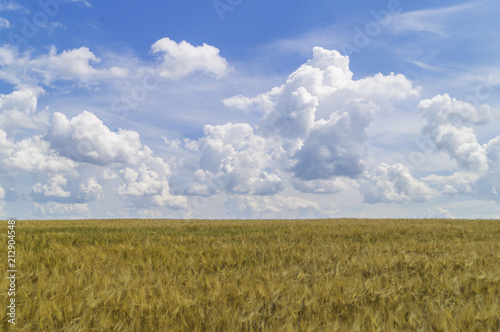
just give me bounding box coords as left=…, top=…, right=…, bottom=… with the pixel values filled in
left=151, top=38, right=231, bottom=80
left=361, top=163, right=436, bottom=203
left=0, top=86, right=47, bottom=133
left=48, top=111, right=146, bottom=165
left=418, top=94, right=500, bottom=203
left=0, top=45, right=128, bottom=86
left=0, top=37, right=499, bottom=218
left=223, top=47, right=419, bottom=195
left=419, top=94, right=491, bottom=172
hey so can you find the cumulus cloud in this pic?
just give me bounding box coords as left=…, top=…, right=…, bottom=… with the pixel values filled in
left=423, top=171, right=479, bottom=196
left=0, top=86, right=48, bottom=133
left=32, top=175, right=71, bottom=198
left=291, top=109, right=370, bottom=180
left=46, top=110, right=188, bottom=210
left=151, top=37, right=231, bottom=80
left=79, top=177, right=103, bottom=201
left=33, top=46, right=128, bottom=83
left=185, top=122, right=284, bottom=196
left=118, top=164, right=166, bottom=196
left=47, top=111, right=146, bottom=165
left=5, top=136, right=76, bottom=173
left=486, top=135, right=500, bottom=165
left=419, top=94, right=493, bottom=172
left=418, top=94, right=500, bottom=201
left=223, top=47, right=419, bottom=194
left=431, top=124, right=487, bottom=172
left=2, top=38, right=499, bottom=218
left=0, top=97, right=190, bottom=215
left=472, top=135, right=500, bottom=201
left=30, top=172, right=106, bottom=204
left=151, top=185, right=189, bottom=210
left=360, top=163, right=436, bottom=203
left=419, top=94, right=493, bottom=126
left=0, top=129, right=13, bottom=158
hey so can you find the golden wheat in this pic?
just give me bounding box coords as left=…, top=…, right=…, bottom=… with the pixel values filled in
left=1, top=219, right=499, bottom=331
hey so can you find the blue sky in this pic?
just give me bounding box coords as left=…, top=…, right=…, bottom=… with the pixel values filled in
left=0, top=0, right=499, bottom=219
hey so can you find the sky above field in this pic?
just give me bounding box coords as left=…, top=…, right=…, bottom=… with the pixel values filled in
left=0, top=0, right=499, bottom=219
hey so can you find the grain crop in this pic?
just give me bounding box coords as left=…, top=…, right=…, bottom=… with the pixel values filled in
left=1, top=218, right=499, bottom=331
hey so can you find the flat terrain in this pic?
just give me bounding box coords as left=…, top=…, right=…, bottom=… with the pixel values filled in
left=1, top=219, right=500, bottom=331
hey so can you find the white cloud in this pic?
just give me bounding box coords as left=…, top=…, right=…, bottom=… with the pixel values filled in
left=118, top=165, right=165, bottom=196
left=416, top=94, right=500, bottom=203
left=151, top=37, right=231, bottom=80
left=0, top=87, right=39, bottom=114
left=48, top=111, right=146, bottom=165
left=5, top=136, right=76, bottom=173
left=186, top=122, right=284, bottom=196
left=0, top=2, right=26, bottom=12
left=115, top=162, right=188, bottom=210
left=419, top=94, right=491, bottom=172
left=419, top=94, right=493, bottom=126
left=431, top=124, right=487, bottom=172
left=32, top=46, right=128, bottom=83
left=1, top=34, right=498, bottom=219
left=472, top=135, right=500, bottom=201
left=360, top=163, right=437, bottom=203
left=486, top=134, right=500, bottom=167
left=80, top=177, right=102, bottom=199
left=32, top=174, right=71, bottom=198
left=423, top=171, right=479, bottom=196
left=291, top=109, right=370, bottom=180
left=45, top=110, right=188, bottom=210
left=0, top=129, right=13, bottom=160
left=0, top=86, right=48, bottom=133
left=224, top=47, right=419, bottom=193
left=151, top=185, right=189, bottom=210
left=70, top=0, right=92, bottom=7
left=0, top=45, right=128, bottom=86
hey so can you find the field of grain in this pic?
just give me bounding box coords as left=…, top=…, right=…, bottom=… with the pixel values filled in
left=1, top=218, right=499, bottom=331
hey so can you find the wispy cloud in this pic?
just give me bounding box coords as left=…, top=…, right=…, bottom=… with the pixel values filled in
left=0, top=1, right=26, bottom=12
left=71, top=0, right=92, bottom=8
left=0, top=17, right=10, bottom=29
left=390, top=1, right=483, bottom=36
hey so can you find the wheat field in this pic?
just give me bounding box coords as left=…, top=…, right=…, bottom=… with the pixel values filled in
left=1, top=218, right=499, bottom=331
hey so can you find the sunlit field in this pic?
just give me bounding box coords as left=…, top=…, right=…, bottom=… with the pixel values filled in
left=1, top=219, right=499, bottom=331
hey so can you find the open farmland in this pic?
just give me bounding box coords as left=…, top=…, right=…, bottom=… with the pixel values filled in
left=1, top=218, right=500, bottom=331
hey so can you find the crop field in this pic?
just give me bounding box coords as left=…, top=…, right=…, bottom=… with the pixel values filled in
left=1, top=218, right=500, bottom=331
